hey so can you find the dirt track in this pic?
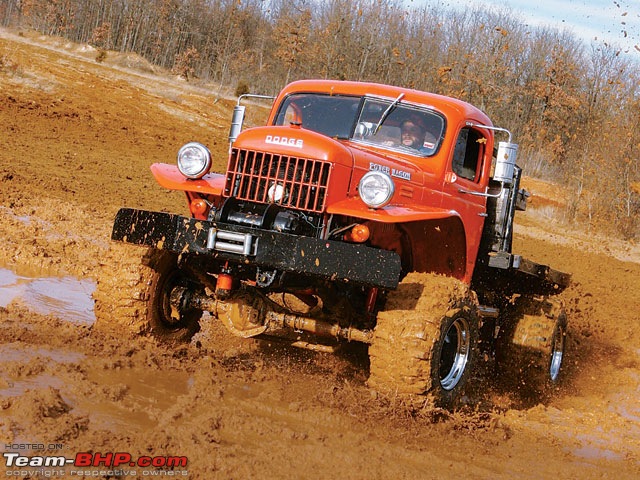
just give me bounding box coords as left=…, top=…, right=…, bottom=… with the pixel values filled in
left=1, top=29, right=640, bottom=479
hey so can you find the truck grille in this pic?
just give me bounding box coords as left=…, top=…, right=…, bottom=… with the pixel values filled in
left=225, top=148, right=332, bottom=213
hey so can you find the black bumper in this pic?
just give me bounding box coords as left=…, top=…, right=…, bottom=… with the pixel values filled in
left=111, top=208, right=401, bottom=289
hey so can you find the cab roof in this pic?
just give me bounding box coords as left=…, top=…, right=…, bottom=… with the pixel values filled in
left=273, top=79, right=493, bottom=128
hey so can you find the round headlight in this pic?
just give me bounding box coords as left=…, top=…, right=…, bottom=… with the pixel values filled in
left=177, top=142, right=212, bottom=179
left=358, top=171, right=395, bottom=208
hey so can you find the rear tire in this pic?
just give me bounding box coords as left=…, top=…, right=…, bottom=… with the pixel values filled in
left=93, top=245, right=201, bottom=343
left=368, top=272, right=479, bottom=410
left=497, top=296, right=567, bottom=396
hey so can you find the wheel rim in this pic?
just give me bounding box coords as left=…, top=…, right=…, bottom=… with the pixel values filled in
left=439, top=317, right=471, bottom=391
left=549, top=325, right=565, bottom=382
left=159, top=271, right=178, bottom=326
left=157, top=269, right=194, bottom=329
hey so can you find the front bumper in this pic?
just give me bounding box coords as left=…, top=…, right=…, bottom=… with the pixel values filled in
left=111, top=208, right=401, bottom=289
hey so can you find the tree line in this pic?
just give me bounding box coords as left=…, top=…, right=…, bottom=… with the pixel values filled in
left=1, top=0, right=639, bottom=238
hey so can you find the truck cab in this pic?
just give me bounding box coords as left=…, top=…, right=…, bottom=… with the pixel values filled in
left=270, top=80, right=494, bottom=284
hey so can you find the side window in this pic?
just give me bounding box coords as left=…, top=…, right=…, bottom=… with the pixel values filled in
left=452, top=127, right=484, bottom=181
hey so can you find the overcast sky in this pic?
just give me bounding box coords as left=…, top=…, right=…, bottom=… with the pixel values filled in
left=406, top=0, right=640, bottom=54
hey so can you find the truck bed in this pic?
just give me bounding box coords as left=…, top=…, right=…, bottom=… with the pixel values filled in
left=473, top=251, right=571, bottom=297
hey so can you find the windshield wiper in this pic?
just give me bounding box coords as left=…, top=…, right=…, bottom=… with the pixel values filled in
left=374, top=93, right=405, bottom=134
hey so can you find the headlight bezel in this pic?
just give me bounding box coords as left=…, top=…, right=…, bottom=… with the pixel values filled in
left=177, top=142, right=212, bottom=179
left=358, top=171, right=395, bottom=209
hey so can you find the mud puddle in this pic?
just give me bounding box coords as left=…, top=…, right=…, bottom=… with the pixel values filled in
left=0, top=266, right=193, bottom=434
left=0, top=267, right=95, bottom=324
left=80, top=367, right=192, bottom=430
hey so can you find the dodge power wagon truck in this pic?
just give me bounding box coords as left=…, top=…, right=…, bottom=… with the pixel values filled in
left=94, top=80, right=570, bottom=408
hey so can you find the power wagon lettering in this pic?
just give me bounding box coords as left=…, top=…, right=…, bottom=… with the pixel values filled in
left=370, top=162, right=411, bottom=180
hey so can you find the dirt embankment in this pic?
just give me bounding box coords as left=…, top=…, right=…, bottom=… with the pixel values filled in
left=1, top=29, right=639, bottom=479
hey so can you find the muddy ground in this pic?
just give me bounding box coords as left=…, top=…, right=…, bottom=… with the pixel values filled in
left=1, top=28, right=639, bottom=479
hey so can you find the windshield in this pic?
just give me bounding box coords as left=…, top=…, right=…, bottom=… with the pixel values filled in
left=274, top=93, right=445, bottom=157
left=274, top=94, right=361, bottom=139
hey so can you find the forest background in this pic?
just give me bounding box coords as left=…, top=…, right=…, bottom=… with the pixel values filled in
left=1, top=0, right=639, bottom=239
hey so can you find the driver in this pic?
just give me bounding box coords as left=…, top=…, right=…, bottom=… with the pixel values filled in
left=400, top=115, right=436, bottom=152
left=400, top=118, right=425, bottom=149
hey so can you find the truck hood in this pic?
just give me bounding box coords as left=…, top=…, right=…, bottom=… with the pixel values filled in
left=232, top=125, right=440, bottom=211
left=233, top=125, right=430, bottom=194
left=233, top=125, right=355, bottom=169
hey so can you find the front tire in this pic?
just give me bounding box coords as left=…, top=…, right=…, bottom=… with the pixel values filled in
left=368, top=272, right=479, bottom=410
left=93, top=245, right=201, bottom=343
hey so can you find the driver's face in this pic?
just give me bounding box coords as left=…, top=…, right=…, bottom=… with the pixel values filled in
left=401, top=121, right=424, bottom=148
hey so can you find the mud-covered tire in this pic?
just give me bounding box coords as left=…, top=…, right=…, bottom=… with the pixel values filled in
left=368, top=272, right=480, bottom=409
left=93, top=244, right=201, bottom=343
left=496, top=296, right=567, bottom=396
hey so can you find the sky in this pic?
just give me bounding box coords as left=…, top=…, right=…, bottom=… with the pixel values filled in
left=407, top=0, right=640, bottom=55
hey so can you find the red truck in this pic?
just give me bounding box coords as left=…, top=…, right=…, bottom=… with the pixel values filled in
left=95, top=80, right=570, bottom=408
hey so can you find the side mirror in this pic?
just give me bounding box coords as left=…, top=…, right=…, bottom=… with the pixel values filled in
left=464, top=122, right=517, bottom=184
left=228, top=94, right=277, bottom=145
